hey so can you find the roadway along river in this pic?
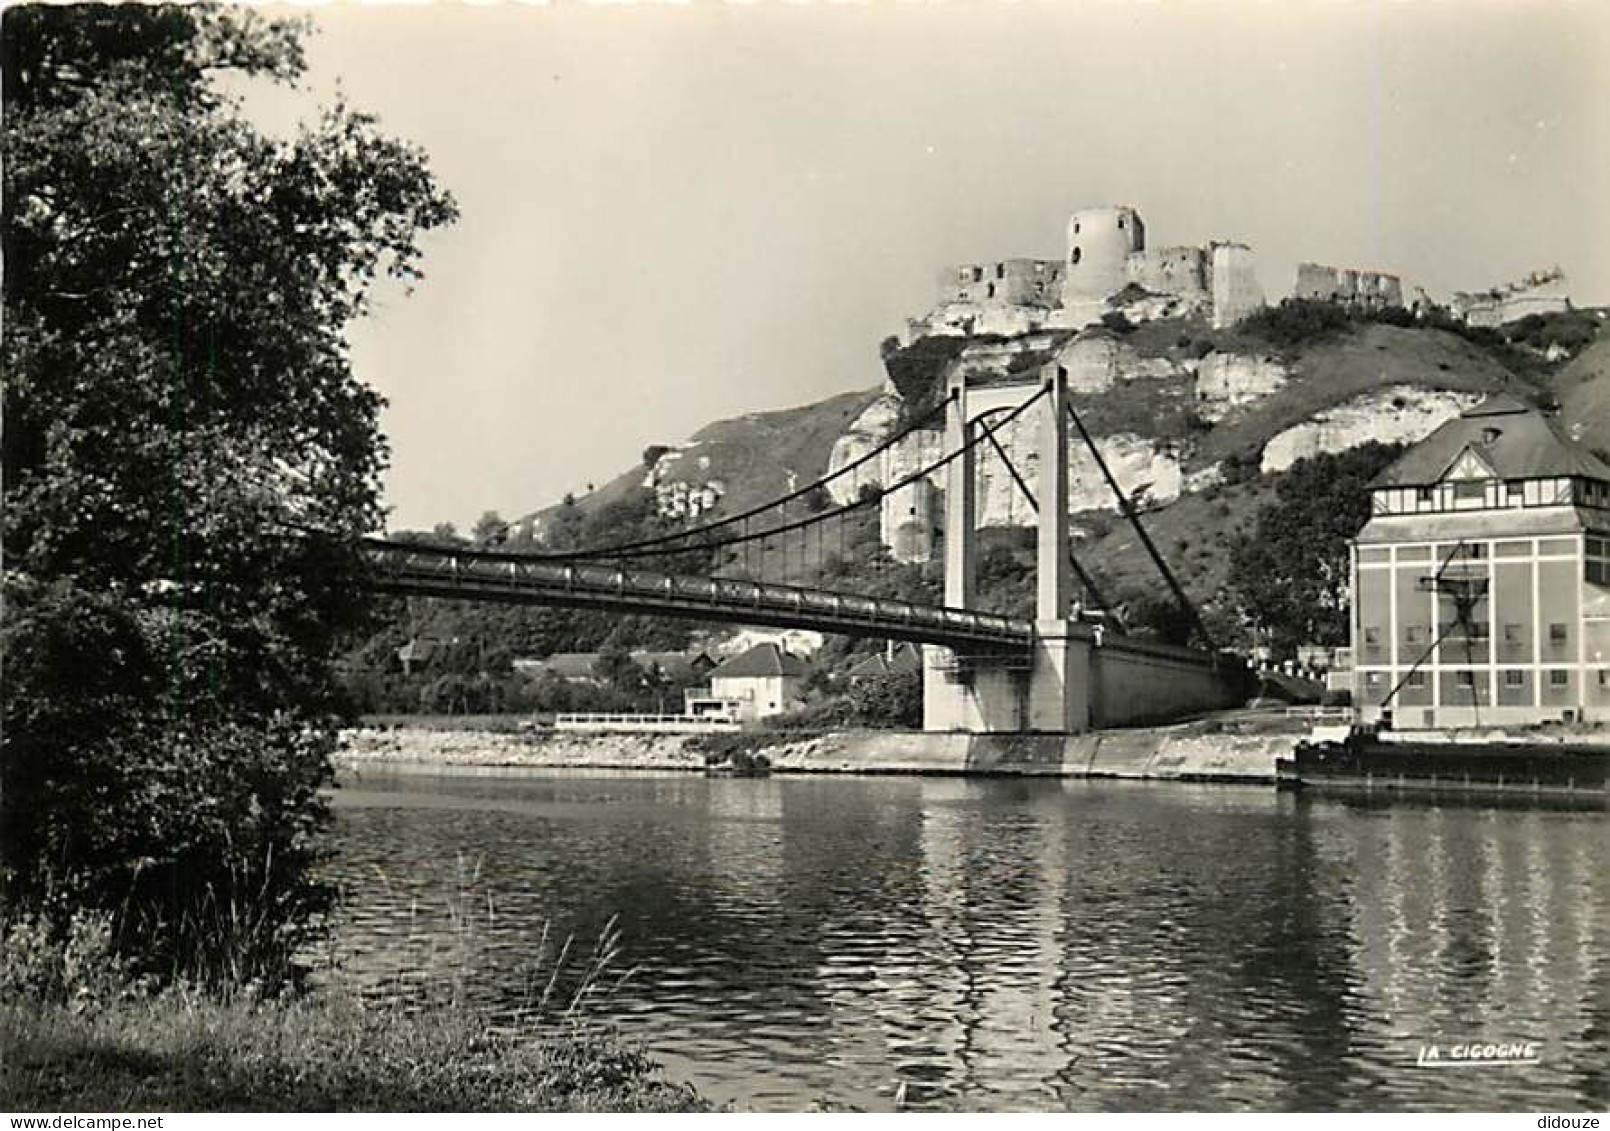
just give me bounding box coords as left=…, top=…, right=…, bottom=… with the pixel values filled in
left=326, top=768, right=1609, bottom=1112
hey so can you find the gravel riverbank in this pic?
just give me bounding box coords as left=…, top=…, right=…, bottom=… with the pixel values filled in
left=336, top=723, right=1297, bottom=782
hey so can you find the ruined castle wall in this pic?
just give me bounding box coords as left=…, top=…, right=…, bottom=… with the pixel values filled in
left=1295, top=262, right=1403, bottom=308
left=1210, top=243, right=1265, bottom=328
left=939, top=259, right=1064, bottom=307
left=1452, top=269, right=1570, bottom=328
left=1461, top=291, right=1570, bottom=328
left=1125, top=245, right=1207, bottom=297
left=1063, top=206, right=1145, bottom=304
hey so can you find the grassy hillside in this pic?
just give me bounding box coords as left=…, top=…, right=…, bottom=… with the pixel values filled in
left=1188, top=322, right=1530, bottom=471
left=518, top=388, right=882, bottom=531
left=1552, top=325, right=1610, bottom=458
left=1074, top=477, right=1276, bottom=624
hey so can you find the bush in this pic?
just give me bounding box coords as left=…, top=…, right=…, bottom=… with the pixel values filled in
left=844, top=669, right=924, bottom=728
left=1504, top=310, right=1601, bottom=356
left=2, top=580, right=336, bottom=987
left=1239, top=298, right=1355, bottom=350
left=881, top=334, right=972, bottom=424
left=0, top=910, right=149, bottom=1011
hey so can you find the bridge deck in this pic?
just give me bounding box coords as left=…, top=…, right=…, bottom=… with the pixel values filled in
left=361, top=539, right=1036, bottom=651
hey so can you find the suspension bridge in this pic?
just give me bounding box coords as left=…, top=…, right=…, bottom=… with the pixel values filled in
left=361, top=365, right=1248, bottom=732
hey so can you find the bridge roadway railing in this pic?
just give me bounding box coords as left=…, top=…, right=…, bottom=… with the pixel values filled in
left=360, top=539, right=1035, bottom=650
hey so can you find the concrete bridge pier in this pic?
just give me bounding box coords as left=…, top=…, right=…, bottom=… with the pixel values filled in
left=925, top=364, right=1092, bottom=733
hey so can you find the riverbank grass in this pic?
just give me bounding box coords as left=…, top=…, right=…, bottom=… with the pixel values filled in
left=2, top=987, right=707, bottom=1112
left=0, top=912, right=706, bottom=1112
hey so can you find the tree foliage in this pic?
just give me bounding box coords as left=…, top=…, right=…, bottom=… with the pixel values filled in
left=1228, top=442, right=1404, bottom=657
left=0, top=3, right=456, bottom=983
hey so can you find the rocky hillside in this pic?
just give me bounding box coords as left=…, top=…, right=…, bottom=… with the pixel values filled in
left=517, top=304, right=1608, bottom=630
left=516, top=389, right=880, bottom=540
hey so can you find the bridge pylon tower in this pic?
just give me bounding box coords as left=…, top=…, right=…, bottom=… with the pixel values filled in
left=924, top=364, right=1091, bottom=733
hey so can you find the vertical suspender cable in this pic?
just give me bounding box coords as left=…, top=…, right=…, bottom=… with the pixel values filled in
left=1066, top=401, right=1214, bottom=651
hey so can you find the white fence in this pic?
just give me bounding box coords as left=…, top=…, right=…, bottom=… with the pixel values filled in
left=554, top=713, right=740, bottom=734
left=1282, top=706, right=1355, bottom=723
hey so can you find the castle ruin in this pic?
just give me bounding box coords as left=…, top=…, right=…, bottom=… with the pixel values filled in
left=1451, top=266, right=1570, bottom=327
left=912, top=204, right=1267, bottom=339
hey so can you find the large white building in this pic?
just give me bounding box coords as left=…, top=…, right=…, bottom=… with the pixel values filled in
left=684, top=642, right=809, bottom=723
left=1351, top=395, right=1610, bottom=727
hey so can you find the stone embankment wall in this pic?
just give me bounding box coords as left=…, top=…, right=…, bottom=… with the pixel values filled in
left=338, top=724, right=1295, bottom=782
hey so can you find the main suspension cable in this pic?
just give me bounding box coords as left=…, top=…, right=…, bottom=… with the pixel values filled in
left=530, top=394, right=952, bottom=562
left=551, top=387, right=1049, bottom=564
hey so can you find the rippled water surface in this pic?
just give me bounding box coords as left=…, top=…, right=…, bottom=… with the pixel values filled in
left=326, top=767, right=1609, bottom=1111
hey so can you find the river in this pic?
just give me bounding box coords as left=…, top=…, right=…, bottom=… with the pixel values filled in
left=326, top=767, right=1609, bottom=1112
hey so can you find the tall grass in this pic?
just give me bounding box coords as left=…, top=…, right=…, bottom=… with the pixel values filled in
left=0, top=869, right=708, bottom=1112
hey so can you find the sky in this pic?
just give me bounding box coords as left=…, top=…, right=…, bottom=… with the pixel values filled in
left=240, top=1, right=1610, bottom=532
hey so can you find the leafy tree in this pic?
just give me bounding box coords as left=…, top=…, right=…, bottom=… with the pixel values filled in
left=592, top=646, right=645, bottom=698
left=471, top=509, right=508, bottom=547
left=845, top=669, right=924, bottom=728
left=1228, top=442, right=1404, bottom=657
left=1, top=4, right=456, bottom=983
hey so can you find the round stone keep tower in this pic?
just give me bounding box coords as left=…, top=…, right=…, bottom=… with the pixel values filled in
left=1063, top=206, right=1145, bottom=304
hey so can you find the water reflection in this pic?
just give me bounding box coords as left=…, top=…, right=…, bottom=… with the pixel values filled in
left=327, top=769, right=1609, bottom=1111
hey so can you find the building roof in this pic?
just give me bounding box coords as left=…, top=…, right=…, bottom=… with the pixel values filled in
left=847, top=643, right=924, bottom=679
left=709, top=642, right=809, bottom=680
left=1370, top=396, right=1610, bottom=488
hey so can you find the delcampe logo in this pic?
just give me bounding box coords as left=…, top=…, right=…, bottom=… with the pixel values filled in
left=1415, top=1040, right=1541, bottom=1067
